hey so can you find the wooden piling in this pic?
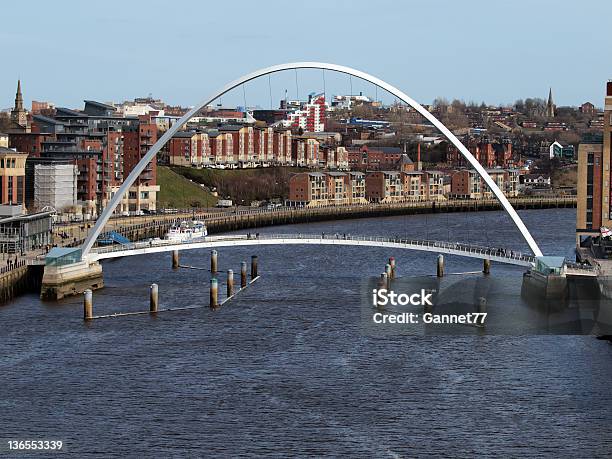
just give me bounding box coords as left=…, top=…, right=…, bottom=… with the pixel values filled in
left=241, top=261, right=247, bottom=288
left=83, top=289, right=93, bottom=320
left=210, top=278, right=218, bottom=309
left=483, top=259, right=491, bottom=275
left=227, top=269, right=234, bottom=297
left=172, top=250, right=179, bottom=269
left=437, top=254, right=444, bottom=278
left=251, top=255, right=258, bottom=279
left=385, top=263, right=392, bottom=281
left=389, top=257, right=396, bottom=279
left=150, top=283, right=158, bottom=313
left=211, top=250, right=218, bottom=274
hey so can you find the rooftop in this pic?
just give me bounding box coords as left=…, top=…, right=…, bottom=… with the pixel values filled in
left=0, top=146, right=26, bottom=155
left=84, top=100, right=117, bottom=111
left=172, top=131, right=198, bottom=138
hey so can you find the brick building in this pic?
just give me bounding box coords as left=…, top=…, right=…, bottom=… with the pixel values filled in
left=119, top=114, right=159, bottom=213
left=447, top=137, right=513, bottom=168
left=288, top=171, right=367, bottom=206
left=576, top=133, right=604, bottom=235
left=0, top=147, right=27, bottom=206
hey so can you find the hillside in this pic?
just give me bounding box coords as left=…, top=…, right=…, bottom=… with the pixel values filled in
left=551, top=164, right=577, bottom=189
left=157, top=166, right=218, bottom=208
left=171, top=166, right=303, bottom=204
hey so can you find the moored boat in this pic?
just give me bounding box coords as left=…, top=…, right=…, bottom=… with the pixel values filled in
left=166, top=220, right=207, bottom=242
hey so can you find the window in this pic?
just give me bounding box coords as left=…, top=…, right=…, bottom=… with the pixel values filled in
left=16, top=176, right=23, bottom=204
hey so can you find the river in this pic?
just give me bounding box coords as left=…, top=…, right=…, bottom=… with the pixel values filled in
left=1, top=208, right=612, bottom=457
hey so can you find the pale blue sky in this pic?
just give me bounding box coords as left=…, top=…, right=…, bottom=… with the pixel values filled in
left=2, top=0, right=611, bottom=110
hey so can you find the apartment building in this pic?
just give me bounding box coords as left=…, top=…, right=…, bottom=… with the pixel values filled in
left=365, top=171, right=403, bottom=203
left=422, top=171, right=445, bottom=201
left=447, top=137, right=514, bottom=168
left=118, top=114, right=159, bottom=212
left=576, top=133, right=604, bottom=236
left=288, top=171, right=368, bottom=206
left=402, top=171, right=423, bottom=201
left=286, top=94, right=326, bottom=132
left=0, top=147, right=27, bottom=206
left=451, top=169, right=519, bottom=199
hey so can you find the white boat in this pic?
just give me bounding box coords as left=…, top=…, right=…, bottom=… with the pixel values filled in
left=166, top=220, right=208, bottom=242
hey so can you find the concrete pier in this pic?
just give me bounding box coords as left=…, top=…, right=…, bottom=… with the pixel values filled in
left=227, top=269, right=234, bottom=297
left=241, top=261, right=247, bottom=288
left=483, top=259, right=491, bottom=275
left=437, top=255, right=444, bottom=278
left=210, top=278, right=218, bottom=309
left=211, top=250, right=218, bottom=274
left=83, top=289, right=93, bottom=320
left=172, top=250, right=179, bottom=269
left=251, top=255, right=258, bottom=279
left=41, top=260, right=104, bottom=301
left=150, top=283, right=159, bottom=313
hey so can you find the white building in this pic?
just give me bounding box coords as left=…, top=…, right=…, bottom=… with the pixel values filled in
left=33, top=164, right=78, bottom=211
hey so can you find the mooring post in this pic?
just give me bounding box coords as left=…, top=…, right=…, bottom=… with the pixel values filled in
left=210, top=278, right=218, bottom=309
left=251, top=255, right=258, bottom=279
left=437, top=254, right=444, bottom=278
left=227, top=269, right=234, bottom=298
left=241, top=261, right=247, bottom=288
left=83, top=289, right=93, bottom=320
left=150, top=283, right=158, bottom=313
left=385, top=263, right=392, bottom=282
left=389, top=257, right=396, bottom=279
left=483, top=259, right=491, bottom=275
left=211, top=250, right=218, bottom=274
left=172, top=250, right=179, bottom=269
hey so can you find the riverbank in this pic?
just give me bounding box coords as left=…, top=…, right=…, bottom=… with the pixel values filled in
left=203, top=196, right=576, bottom=233
left=53, top=196, right=576, bottom=247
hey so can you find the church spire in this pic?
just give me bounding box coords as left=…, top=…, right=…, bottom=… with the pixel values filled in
left=15, top=79, right=23, bottom=111
left=546, top=87, right=555, bottom=118
left=11, top=79, right=28, bottom=129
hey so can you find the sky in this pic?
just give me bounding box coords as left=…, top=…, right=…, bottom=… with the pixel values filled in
left=2, top=0, right=611, bottom=110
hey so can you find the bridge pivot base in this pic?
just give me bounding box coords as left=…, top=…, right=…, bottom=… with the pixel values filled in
left=41, top=260, right=104, bottom=301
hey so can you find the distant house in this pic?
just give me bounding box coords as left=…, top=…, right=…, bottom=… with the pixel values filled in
left=580, top=102, right=596, bottom=114
left=548, top=141, right=575, bottom=160
left=521, top=174, right=551, bottom=188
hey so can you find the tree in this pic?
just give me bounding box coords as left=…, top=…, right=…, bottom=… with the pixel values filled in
left=514, top=99, right=525, bottom=113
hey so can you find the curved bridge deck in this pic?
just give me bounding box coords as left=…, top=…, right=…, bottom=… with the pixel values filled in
left=89, top=234, right=536, bottom=267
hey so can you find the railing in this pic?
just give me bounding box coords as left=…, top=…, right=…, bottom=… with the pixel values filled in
left=0, top=259, right=27, bottom=275
left=90, top=232, right=534, bottom=263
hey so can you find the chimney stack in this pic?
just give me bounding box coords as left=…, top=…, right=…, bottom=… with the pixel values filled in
left=607, top=81, right=612, bottom=97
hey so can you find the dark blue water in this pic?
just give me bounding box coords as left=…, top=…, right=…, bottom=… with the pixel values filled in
left=2, top=208, right=612, bottom=457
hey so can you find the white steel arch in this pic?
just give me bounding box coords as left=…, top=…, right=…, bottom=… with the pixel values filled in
left=81, top=62, right=543, bottom=259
